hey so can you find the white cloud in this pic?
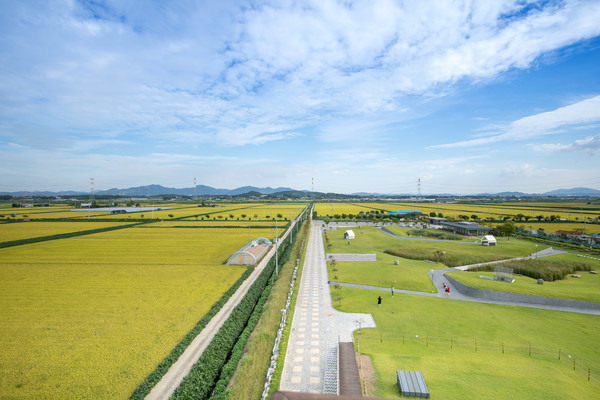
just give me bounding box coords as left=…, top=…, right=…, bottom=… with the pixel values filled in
left=533, top=134, right=600, bottom=153
left=2, top=1, right=600, bottom=191
left=433, top=95, right=600, bottom=148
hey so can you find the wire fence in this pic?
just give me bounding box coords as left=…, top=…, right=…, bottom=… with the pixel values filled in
left=356, top=331, right=599, bottom=384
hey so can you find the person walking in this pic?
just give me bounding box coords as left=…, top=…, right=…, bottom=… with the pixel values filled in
left=377, top=296, right=382, bottom=306
left=391, top=285, right=394, bottom=297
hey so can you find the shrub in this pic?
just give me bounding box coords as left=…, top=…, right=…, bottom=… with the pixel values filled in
left=471, top=259, right=592, bottom=281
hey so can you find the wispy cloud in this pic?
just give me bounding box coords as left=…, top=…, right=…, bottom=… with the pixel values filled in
left=533, top=134, right=600, bottom=153
left=1, top=1, right=600, bottom=192
left=432, top=95, right=600, bottom=148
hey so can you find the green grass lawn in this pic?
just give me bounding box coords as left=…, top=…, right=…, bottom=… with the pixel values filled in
left=324, top=226, right=538, bottom=263
left=446, top=253, right=600, bottom=303
left=332, top=287, right=600, bottom=399
left=328, top=252, right=438, bottom=293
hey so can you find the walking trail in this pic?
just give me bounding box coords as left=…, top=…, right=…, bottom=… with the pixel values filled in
left=145, top=216, right=301, bottom=400
left=279, top=221, right=375, bottom=394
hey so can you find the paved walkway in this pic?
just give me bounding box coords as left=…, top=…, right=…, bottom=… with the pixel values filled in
left=280, top=221, right=375, bottom=394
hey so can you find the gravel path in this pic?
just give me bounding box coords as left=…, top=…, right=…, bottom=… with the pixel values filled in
left=279, top=221, right=375, bottom=394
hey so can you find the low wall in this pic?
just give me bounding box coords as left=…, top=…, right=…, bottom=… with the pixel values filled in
left=327, top=254, right=377, bottom=262
left=445, top=274, right=600, bottom=311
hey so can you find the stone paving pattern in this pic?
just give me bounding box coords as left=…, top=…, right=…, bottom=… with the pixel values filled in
left=280, top=221, right=375, bottom=394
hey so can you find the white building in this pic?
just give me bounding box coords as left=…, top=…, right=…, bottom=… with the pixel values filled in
left=481, top=235, right=497, bottom=246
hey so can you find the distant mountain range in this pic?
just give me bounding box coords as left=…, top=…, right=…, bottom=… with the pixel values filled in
left=0, top=184, right=298, bottom=197
left=1, top=185, right=599, bottom=198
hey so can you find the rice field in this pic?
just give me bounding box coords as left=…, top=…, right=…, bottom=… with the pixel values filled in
left=0, top=221, right=132, bottom=242
left=312, top=201, right=600, bottom=234
left=0, top=222, right=275, bottom=399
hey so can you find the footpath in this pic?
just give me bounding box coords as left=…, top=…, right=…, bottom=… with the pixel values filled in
left=145, top=216, right=301, bottom=400
left=279, top=221, right=375, bottom=394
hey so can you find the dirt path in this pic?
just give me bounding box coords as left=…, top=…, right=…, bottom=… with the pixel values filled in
left=145, top=216, right=302, bottom=400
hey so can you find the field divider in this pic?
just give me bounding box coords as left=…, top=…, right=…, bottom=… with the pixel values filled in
left=0, top=222, right=145, bottom=248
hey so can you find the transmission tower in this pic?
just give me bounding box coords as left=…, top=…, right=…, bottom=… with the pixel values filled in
left=417, top=178, right=422, bottom=198
left=193, top=177, right=197, bottom=200
left=90, top=178, right=95, bottom=202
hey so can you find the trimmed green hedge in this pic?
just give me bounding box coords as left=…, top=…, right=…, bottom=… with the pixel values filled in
left=129, top=267, right=254, bottom=399
left=171, top=222, right=298, bottom=399
left=406, top=229, right=462, bottom=240
left=471, top=259, right=592, bottom=281
left=384, top=247, right=506, bottom=268
left=210, top=282, right=272, bottom=400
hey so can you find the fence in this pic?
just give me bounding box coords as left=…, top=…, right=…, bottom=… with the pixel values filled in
left=356, top=331, right=599, bottom=385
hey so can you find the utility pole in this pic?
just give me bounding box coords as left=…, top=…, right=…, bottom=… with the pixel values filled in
left=275, top=219, right=279, bottom=276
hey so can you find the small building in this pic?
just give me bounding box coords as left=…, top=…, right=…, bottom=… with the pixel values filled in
left=481, top=235, right=497, bottom=246
left=426, top=216, right=447, bottom=224
left=439, top=221, right=492, bottom=236
left=343, top=230, right=355, bottom=240
left=397, top=370, right=430, bottom=398
left=388, top=210, right=423, bottom=218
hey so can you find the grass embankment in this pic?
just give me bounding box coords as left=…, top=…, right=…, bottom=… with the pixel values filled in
left=224, top=220, right=310, bottom=399
left=446, top=254, right=600, bottom=303
left=333, top=288, right=600, bottom=399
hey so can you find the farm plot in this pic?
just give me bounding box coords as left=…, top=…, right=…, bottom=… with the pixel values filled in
left=205, top=202, right=306, bottom=221
left=0, top=206, right=90, bottom=220
left=0, top=221, right=132, bottom=243
left=0, top=225, right=272, bottom=399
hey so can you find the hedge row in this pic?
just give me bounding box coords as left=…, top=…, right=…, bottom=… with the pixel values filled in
left=471, top=259, right=593, bottom=281
left=129, top=266, right=255, bottom=399
left=212, top=220, right=305, bottom=399
left=210, top=282, right=273, bottom=400
left=0, top=222, right=143, bottom=248
left=383, top=247, right=507, bottom=268
left=406, top=229, right=462, bottom=240
left=170, top=221, right=298, bottom=399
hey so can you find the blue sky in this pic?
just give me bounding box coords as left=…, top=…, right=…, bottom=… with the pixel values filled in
left=1, top=0, right=600, bottom=195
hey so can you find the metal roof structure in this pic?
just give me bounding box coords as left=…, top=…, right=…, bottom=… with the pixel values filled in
left=226, top=237, right=272, bottom=265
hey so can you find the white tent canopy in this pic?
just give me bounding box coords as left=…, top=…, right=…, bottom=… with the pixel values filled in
left=481, top=235, right=497, bottom=246
left=344, top=230, right=355, bottom=240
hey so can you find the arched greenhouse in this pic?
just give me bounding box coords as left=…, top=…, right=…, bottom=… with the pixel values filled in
left=226, top=237, right=273, bottom=265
